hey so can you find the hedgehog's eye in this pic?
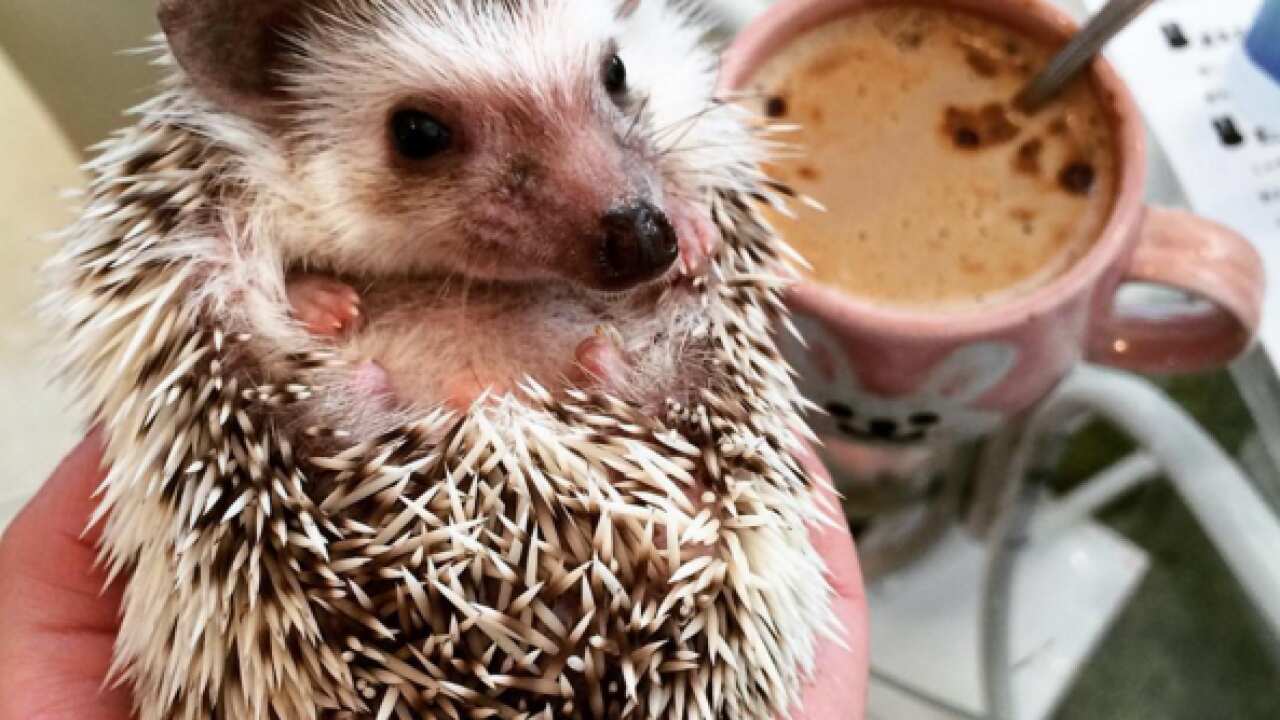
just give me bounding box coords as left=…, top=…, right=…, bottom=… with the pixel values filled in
left=603, top=54, right=627, bottom=96
left=390, top=109, right=452, bottom=160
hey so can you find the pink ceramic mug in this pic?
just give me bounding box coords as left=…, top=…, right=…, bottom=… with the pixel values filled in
left=721, top=0, right=1267, bottom=446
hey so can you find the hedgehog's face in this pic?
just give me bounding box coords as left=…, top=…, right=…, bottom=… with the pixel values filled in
left=359, top=58, right=680, bottom=292
left=163, top=0, right=749, bottom=291
left=287, top=9, right=680, bottom=292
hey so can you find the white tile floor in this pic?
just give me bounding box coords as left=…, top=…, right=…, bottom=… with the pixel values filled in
left=0, top=50, right=89, bottom=527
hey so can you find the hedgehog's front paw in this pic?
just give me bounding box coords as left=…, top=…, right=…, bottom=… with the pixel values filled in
left=286, top=274, right=362, bottom=338
left=671, top=200, right=721, bottom=277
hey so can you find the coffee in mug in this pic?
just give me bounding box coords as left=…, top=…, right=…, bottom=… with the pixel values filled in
left=749, top=5, right=1117, bottom=312
left=721, top=0, right=1263, bottom=448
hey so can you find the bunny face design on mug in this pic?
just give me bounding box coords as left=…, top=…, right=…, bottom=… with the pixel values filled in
left=782, top=314, right=1018, bottom=444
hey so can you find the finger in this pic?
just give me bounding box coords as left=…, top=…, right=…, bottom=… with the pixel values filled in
left=0, top=434, right=132, bottom=720
left=788, top=442, right=870, bottom=720
left=807, top=448, right=867, bottom=610
left=0, top=432, right=119, bottom=619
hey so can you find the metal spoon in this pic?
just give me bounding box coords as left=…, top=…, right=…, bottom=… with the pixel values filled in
left=1015, top=0, right=1156, bottom=113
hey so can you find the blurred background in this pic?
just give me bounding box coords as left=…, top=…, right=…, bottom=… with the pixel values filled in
left=0, top=1, right=157, bottom=149
left=1, top=1, right=1278, bottom=718
left=0, top=0, right=162, bottom=525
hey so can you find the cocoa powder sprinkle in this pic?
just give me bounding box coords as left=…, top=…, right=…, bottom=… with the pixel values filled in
left=944, top=102, right=1020, bottom=149
left=1058, top=161, right=1096, bottom=195
left=1015, top=138, right=1043, bottom=175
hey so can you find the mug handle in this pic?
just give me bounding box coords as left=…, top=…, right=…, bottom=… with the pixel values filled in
left=1088, top=206, right=1266, bottom=373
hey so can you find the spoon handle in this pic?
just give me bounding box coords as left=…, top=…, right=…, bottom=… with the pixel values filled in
left=1015, top=0, right=1156, bottom=112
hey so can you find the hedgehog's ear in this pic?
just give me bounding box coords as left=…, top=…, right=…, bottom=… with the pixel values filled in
left=157, top=0, right=309, bottom=124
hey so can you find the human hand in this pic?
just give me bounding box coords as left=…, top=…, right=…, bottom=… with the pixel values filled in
left=0, top=434, right=130, bottom=720
left=0, top=437, right=867, bottom=720
left=789, top=445, right=870, bottom=720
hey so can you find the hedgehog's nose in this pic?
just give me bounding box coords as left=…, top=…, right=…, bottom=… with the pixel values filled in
left=597, top=201, right=679, bottom=290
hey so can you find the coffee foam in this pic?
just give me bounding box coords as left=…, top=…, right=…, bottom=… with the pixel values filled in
left=750, top=6, right=1117, bottom=312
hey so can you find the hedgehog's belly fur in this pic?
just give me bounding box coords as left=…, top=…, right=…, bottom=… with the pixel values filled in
left=330, top=277, right=705, bottom=412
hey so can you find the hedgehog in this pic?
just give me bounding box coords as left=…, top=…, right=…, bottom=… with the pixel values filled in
left=43, top=1, right=839, bottom=718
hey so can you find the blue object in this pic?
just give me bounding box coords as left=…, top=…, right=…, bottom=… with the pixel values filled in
left=1247, top=0, right=1280, bottom=81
